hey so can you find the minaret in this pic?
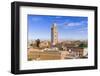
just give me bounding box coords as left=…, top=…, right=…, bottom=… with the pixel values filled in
left=51, top=23, right=58, bottom=46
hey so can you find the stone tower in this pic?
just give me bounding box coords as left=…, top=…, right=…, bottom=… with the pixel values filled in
left=51, top=23, right=58, bottom=46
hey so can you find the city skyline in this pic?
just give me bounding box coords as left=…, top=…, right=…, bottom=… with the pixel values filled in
left=28, top=15, right=88, bottom=41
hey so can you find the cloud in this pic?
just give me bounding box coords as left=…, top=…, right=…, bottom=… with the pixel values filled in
left=76, top=27, right=88, bottom=33
left=32, top=17, right=42, bottom=21
left=65, top=22, right=80, bottom=26
left=58, top=20, right=88, bottom=33
left=64, top=21, right=87, bottom=27
left=55, top=16, right=62, bottom=19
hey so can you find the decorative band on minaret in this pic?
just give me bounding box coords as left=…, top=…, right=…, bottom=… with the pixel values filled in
left=51, top=23, right=58, bottom=46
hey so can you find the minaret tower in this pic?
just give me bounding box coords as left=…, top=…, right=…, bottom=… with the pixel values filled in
left=51, top=23, right=58, bottom=46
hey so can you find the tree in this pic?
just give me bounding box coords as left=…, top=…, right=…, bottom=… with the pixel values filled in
left=79, top=43, right=87, bottom=48
left=36, top=39, right=40, bottom=48
left=30, top=43, right=33, bottom=46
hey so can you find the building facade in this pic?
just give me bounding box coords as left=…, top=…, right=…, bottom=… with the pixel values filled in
left=51, top=23, right=58, bottom=46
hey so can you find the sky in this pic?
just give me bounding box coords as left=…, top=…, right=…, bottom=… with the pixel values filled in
left=28, top=14, right=88, bottom=41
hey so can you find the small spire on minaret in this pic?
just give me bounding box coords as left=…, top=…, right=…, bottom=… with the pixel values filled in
left=51, top=23, right=57, bottom=29
left=53, top=23, right=57, bottom=27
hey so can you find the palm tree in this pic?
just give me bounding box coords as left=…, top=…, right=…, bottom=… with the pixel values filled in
left=36, top=39, right=40, bottom=48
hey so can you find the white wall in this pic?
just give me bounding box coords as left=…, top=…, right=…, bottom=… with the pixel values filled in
left=0, top=0, right=99, bottom=76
